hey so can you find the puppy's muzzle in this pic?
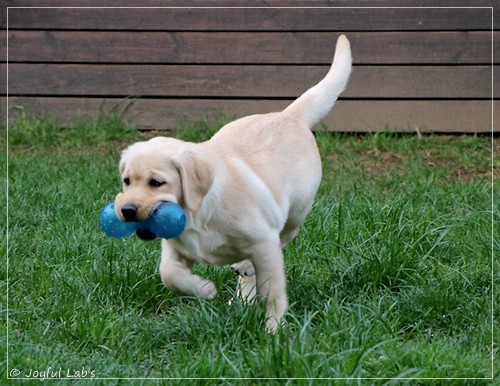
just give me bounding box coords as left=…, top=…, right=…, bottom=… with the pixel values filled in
left=121, top=204, right=138, bottom=221
left=120, top=204, right=158, bottom=240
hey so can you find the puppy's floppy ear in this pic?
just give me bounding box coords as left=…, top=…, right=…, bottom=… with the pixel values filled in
left=172, top=150, right=214, bottom=212
left=119, top=147, right=131, bottom=174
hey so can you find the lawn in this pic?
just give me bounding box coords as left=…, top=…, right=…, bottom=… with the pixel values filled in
left=2, top=112, right=498, bottom=384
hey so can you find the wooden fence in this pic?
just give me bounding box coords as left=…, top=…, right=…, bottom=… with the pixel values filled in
left=2, top=0, right=499, bottom=133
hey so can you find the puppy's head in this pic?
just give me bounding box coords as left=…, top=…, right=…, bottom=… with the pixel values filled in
left=115, top=137, right=214, bottom=235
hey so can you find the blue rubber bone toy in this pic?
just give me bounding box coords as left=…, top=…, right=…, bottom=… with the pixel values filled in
left=100, top=202, right=186, bottom=240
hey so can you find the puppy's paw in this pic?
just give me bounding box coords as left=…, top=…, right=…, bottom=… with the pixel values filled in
left=236, top=274, right=257, bottom=303
left=231, top=260, right=255, bottom=277
left=265, top=312, right=287, bottom=334
left=266, top=317, right=280, bottom=334
left=195, top=278, right=217, bottom=300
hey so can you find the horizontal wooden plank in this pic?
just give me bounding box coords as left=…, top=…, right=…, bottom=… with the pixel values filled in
left=4, top=97, right=497, bottom=133
left=4, top=31, right=497, bottom=65
left=5, top=6, right=493, bottom=31
left=5, top=0, right=498, bottom=7
left=6, top=64, right=496, bottom=99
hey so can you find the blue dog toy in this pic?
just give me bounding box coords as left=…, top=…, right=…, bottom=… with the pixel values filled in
left=100, top=202, right=186, bottom=240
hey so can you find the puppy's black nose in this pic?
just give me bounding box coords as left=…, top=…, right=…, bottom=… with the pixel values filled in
left=121, top=204, right=138, bottom=221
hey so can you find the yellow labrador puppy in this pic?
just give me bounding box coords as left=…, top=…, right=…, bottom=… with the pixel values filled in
left=115, top=35, right=352, bottom=332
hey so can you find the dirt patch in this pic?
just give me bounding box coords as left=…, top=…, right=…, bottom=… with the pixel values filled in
left=326, top=136, right=499, bottom=183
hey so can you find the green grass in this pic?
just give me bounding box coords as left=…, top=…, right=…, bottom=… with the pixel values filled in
left=2, top=113, right=498, bottom=384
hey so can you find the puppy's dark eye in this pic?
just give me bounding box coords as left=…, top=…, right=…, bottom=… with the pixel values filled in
left=123, top=177, right=130, bottom=186
left=149, top=179, right=165, bottom=188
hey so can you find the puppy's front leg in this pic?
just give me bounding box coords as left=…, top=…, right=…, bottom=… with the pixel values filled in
left=251, top=234, right=288, bottom=333
left=159, top=240, right=217, bottom=300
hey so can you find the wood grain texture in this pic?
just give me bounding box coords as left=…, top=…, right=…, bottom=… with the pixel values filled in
left=5, top=0, right=497, bottom=7
left=5, top=97, right=497, bottom=133
left=4, top=31, right=497, bottom=65
left=3, top=0, right=497, bottom=134
left=6, top=63, right=496, bottom=99
left=6, top=6, right=493, bottom=31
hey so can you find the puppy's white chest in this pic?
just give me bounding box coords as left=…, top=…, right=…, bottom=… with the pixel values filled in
left=171, top=229, right=242, bottom=265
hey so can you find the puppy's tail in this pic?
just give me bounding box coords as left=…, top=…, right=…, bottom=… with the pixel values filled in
left=283, top=34, right=352, bottom=128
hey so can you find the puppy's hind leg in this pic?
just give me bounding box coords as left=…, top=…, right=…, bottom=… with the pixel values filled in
left=159, top=240, right=217, bottom=300
left=231, top=260, right=257, bottom=302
